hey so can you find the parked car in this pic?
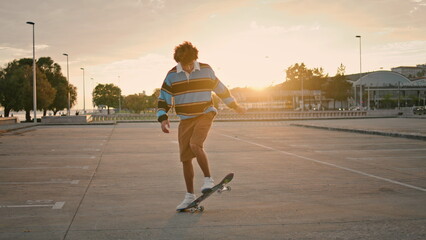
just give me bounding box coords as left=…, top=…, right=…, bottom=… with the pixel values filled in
left=413, top=106, right=425, bottom=115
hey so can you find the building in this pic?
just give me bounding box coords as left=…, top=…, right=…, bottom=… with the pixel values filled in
left=391, top=64, right=426, bottom=79
left=353, top=71, right=426, bottom=109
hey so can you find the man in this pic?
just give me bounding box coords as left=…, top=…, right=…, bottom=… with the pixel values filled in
left=157, top=41, right=245, bottom=210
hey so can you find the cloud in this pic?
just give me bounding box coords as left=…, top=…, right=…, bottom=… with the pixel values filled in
left=373, top=41, right=426, bottom=56
left=0, top=46, right=30, bottom=66
left=87, top=53, right=175, bottom=95
left=35, top=44, right=49, bottom=51
left=249, top=21, right=320, bottom=34
left=149, top=0, right=165, bottom=9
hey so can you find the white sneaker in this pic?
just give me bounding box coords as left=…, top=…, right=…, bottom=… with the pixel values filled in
left=201, top=177, right=215, bottom=193
left=176, top=193, right=196, bottom=211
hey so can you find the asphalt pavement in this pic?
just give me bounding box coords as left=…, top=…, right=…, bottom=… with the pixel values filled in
left=0, top=117, right=425, bottom=239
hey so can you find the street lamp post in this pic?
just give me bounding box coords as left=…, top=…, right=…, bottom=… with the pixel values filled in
left=90, top=78, right=95, bottom=110
left=80, top=68, right=86, bottom=114
left=356, top=35, right=362, bottom=108
left=301, top=78, right=304, bottom=111
left=117, top=76, right=121, bottom=113
left=26, top=21, right=37, bottom=123
left=63, top=53, right=71, bottom=115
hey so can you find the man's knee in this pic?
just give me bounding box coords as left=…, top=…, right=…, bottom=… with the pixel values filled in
left=189, top=143, right=203, bottom=153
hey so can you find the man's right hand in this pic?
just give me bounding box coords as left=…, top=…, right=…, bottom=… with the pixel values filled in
left=161, top=119, right=170, bottom=133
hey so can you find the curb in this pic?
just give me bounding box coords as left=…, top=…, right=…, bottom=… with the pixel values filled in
left=290, top=123, right=426, bottom=141
left=0, top=123, right=41, bottom=134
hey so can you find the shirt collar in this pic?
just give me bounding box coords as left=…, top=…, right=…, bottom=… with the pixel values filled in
left=176, top=61, right=200, bottom=73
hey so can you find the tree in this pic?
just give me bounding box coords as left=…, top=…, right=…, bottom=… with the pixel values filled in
left=0, top=60, right=26, bottom=116
left=122, top=89, right=161, bottom=114
left=282, top=63, right=327, bottom=91
left=148, top=88, right=160, bottom=109
left=282, top=63, right=312, bottom=90
left=92, top=83, right=121, bottom=114
left=123, top=93, right=147, bottom=114
left=21, top=65, right=56, bottom=121
left=37, top=57, right=77, bottom=115
left=323, top=64, right=352, bottom=109
left=0, top=58, right=56, bottom=121
left=308, top=67, right=327, bottom=90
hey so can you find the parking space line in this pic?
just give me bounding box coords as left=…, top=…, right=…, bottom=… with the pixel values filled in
left=316, top=148, right=426, bottom=153
left=0, top=201, right=65, bottom=210
left=0, top=166, right=89, bottom=170
left=0, top=179, right=79, bottom=185
left=220, top=133, right=426, bottom=192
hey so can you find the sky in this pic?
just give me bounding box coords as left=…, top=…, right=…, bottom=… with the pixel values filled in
left=1, top=0, right=425, bottom=110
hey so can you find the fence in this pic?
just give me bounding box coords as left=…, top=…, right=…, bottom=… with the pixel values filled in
left=90, top=111, right=368, bottom=122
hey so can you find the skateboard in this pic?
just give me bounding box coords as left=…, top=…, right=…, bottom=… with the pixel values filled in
left=178, top=172, right=234, bottom=212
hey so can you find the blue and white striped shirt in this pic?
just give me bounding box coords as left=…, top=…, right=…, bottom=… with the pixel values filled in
left=157, top=62, right=237, bottom=122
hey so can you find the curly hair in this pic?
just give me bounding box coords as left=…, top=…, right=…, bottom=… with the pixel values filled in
left=173, top=41, right=198, bottom=65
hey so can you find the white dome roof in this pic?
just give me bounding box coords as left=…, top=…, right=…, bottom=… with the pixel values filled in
left=354, top=71, right=411, bottom=87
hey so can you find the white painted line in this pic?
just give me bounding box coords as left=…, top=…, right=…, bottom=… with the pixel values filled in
left=82, top=148, right=101, bottom=151
left=171, top=141, right=179, bottom=144
left=220, top=133, right=426, bottom=193
left=0, top=180, right=80, bottom=185
left=0, top=202, right=65, bottom=209
left=51, top=148, right=100, bottom=152
left=316, top=148, right=426, bottom=153
left=347, top=156, right=426, bottom=160
left=0, top=166, right=90, bottom=170
left=0, top=179, right=79, bottom=185
left=52, top=202, right=65, bottom=209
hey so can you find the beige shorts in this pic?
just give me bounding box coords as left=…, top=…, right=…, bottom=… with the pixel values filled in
left=178, top=112, right=216, bottom=162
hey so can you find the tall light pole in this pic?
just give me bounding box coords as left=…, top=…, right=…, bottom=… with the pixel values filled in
left=301, top=78, right=304, bottom=111
left=63, top=53, right=71, bottom=115
left=90, top=78, right=95, bottom=111
left=26, top=21, right=37, bottom=123
left=356, top=35, right=362, bottom=107
left=118, top=76, right=121, bottom=113
left=80, top=68, right=86, bottom=114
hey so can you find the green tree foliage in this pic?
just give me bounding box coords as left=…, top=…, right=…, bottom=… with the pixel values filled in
left=0, top=60, right=26, bottom=116
left=122, top=89, right=161, bottom=114
left=149, top=88, right=160, bottom=108
left=282, top=63, right=327, bottom=90
left=123, top=93, right=147, bottom=114
left=0, top=58, right=57, bottom=121
left=92, top=83, right=121, bottom=114
left=323, top=64, right=352, bottom=109
left=37, top=57, right=77, bottom=115
left=21, top=65, right=56, bottom=121
left=0, top=57, right=76, bottom=119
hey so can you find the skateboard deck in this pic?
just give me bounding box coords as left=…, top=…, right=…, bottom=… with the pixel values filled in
left=178, top=172, right=234, bottom=212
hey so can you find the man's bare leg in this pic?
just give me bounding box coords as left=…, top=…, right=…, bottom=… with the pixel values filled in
left=190, top=143, right=211, bottom=178
left=182, top=159, right=194, bottom=194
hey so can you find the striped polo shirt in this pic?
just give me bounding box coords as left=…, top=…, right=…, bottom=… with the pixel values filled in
left=157, top=61, right=237, bottom=122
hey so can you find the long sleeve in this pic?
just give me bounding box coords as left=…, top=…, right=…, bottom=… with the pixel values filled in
left=157, top=71, right=175, bottom=122
left=212, top=77, right=238, bottom=109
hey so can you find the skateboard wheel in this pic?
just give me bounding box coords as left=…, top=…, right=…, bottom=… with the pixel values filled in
left=190, top=208, right=196, bottom=213
left=227, top=186, right=232, bottom=191
left=199, top=206, right=204, bottom=212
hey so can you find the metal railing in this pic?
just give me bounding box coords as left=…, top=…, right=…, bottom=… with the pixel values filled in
left=90, top=111, right=368, bottom=122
